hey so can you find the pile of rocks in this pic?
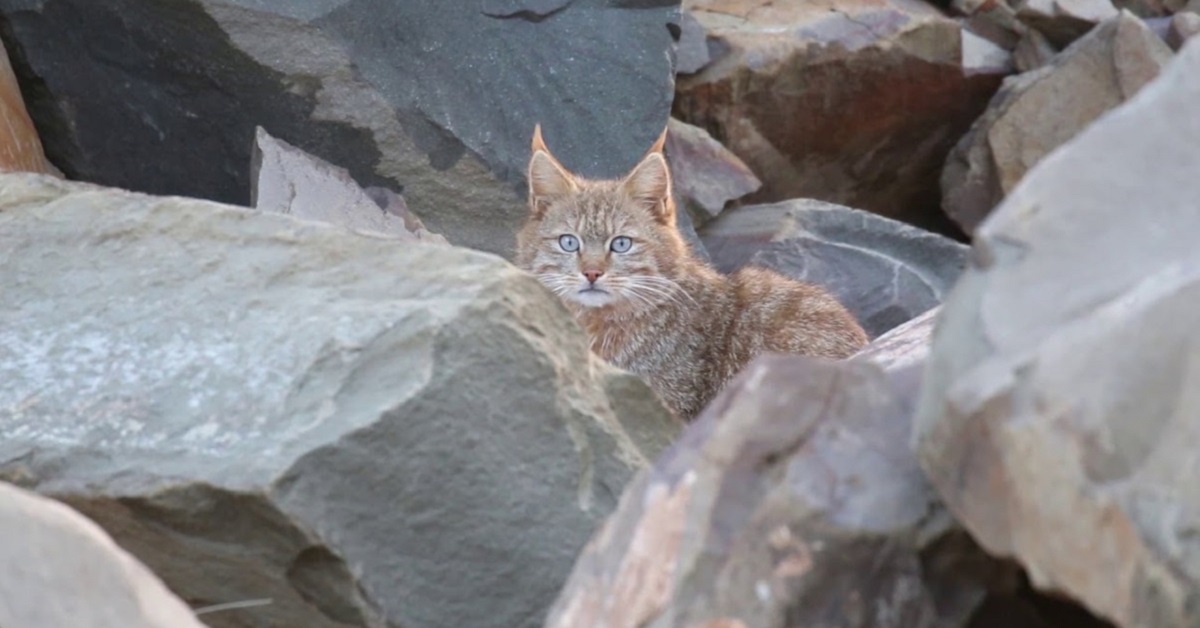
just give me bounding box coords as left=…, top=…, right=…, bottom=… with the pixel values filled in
left=0, top=0, right=1197, bottom=626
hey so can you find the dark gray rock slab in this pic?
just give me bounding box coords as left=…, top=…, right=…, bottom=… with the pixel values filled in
left=0, top=0, right=680, bottom=257
left=700, top=199, right=969, bottom=338
left=0, top=172, right=679, bottom=628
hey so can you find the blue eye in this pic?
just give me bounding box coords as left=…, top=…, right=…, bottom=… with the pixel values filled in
left=558, top=234, right=580, bottom=252
left=610, top=236, right=632, bottom=253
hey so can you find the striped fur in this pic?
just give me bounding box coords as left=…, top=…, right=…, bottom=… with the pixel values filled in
left=516, top=125, right=868, bottom=420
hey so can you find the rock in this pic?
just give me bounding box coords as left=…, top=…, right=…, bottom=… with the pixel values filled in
left=1016, top=0, right=1120, bottom=46
left=665, top=118, right=760, bottom=224
left=0, top=481, right=208, bottom=628
left=0, top=41, right=55, bottom=175
left=546, top=327, right=1011, bottom=627
left=0, top=173, right=680, bottom=628
left=915, top=36, right=1200, bottom=627
left=941, top=12, right=1172, bottom=233
left=700, top=199, right=969, bottom=338
left=674, top=0, right=1009, bottom=233
left=676, top=11, right=713, bottom=75
left=1012, top=27, right=1060, bottom=72
left=1167, top=10, right=1200, bottom=48
left=0, top=0, right=679, bottom=257
left=251, top=126, right=446, bottom=243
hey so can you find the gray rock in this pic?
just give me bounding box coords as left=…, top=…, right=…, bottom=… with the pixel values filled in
left=546, top=321, right=1011, bottom=627
left=665, top=117, right=760, bottom=224
left=0, top=0, right=679, bottom=257
left=915, top=36, right=1200, bottom=627
left=700, top=199, right=969, bottom=338
left=675, top=11, right=712, bottom=75
left=0, top=173, right=679, bottom=628
left=0, top=481, right=208, bottom=628
left=1167, top=11, right=1200, bottom=49
left=941, top=12, right=1173, bottom=233
left=1016, top=0, right=1120, bottom=46
left=251, top=126, right=447, bottom=243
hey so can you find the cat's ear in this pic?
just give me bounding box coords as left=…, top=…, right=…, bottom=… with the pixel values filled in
left=623, top=150, right=674, bottom=224
left=528, top=124, right=576, bottom=218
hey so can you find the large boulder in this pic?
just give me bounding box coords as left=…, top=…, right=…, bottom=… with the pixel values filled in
left=941, top=11, right=1173, bottom=233
left=0, top=481, right=207, bottom=628
left=915, top=37, right=1200, bottom=627
left=545, top=309, right=1011, bottom=627
left=700, top=199, right=969, bottom=338
left=674, top=0, right=1010, bottom=232
left=0, top=0, right=679, bottom=257
left=0, top=173, right=679, bottom=628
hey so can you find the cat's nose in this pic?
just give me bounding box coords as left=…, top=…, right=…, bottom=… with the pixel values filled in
left=582, top=269, right=604, bottom=283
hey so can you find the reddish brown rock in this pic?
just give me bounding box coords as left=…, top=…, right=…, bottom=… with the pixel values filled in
left=665, top=118, right=761, bottom=224
left=674, top=0, right=1010, bottom=233
left=941, top=12, right=1172, bottom=233
left=0, top=46, right=55, bottom=176
left=545, top=317, right=1011, bottom=628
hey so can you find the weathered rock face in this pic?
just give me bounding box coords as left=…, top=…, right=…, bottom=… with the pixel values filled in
left=251, top=126, right=446, bottom=243
left=0, top=173, right=679, bottom=628
left=0, top=41, right=53, bottom=175
left=546, top=314, right=1010, bottom=628
left=0, top=0, right=680, bottom=257
left=915, top=36, right=1200, bottom=627
left=674, top=0, right=1010, bottom=233
left=1015, top=0, right=1120, bottom=46
left=700, top=199, right=969, bottom=338
left=0, top=482, right=208, bottom=628
left=941, top=12, right=1173, bottom=233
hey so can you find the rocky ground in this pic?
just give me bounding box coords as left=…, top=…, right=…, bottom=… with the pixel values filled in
left=0, top=0, right=1196, bottom=626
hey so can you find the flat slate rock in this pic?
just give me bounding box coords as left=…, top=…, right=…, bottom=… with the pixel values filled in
left=701, top=199, right=969, bottom=338
left=0, top=0, right=680, bottom=257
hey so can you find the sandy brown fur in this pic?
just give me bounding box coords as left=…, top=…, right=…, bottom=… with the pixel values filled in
left=516, top=125, right=868, bottom=420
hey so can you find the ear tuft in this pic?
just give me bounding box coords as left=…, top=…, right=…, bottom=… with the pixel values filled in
left=623, top=152, right=674, bottom=223
left=531, top=123, right=548, bottom=154
left=646, top=124, right=668, bottom=155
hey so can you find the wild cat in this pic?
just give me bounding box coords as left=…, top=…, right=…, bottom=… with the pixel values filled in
left=515, top=125, right=868, bottom=420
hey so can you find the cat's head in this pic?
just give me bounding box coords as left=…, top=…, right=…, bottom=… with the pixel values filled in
left=515, top=125, right=689, bottom=311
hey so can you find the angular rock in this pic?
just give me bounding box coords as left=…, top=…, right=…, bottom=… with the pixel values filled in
left=676, top=11, right=713, bottom=75
left=915, top=37, right=1200, bottom=627
left=665, top=118, right=760, bottom=224
left=0, top=173, right=679, bottom=628
left=941, top=12, right=1172, bottom=233
left=701, top=199, right=969, bottom=338
left=546, top=331, right=1010, bottom=627
left=0, top=42, right=54, bottom=175
left=1012, top=26, right=1060, bottom=72
left=0, top=481, right=207, bottom=628
left=1167, top=10, right=1200, bottom=48
left=1016, top=0, right=1120, bottom=46
left=251, top=126, right=446, bottom=243
left=0, top=0, right=679, bottom=257
left=674, top=0, right=1009, bottom=233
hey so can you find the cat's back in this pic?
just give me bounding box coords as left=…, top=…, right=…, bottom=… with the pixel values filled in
left=727, top=266, right=868, bottom=360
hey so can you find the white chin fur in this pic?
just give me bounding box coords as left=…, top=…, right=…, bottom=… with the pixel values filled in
left=569, top=288, right=618, bottom=308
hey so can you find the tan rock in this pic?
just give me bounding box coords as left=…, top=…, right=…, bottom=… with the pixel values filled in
left=0, top=482, right=207, bottom=628
left=916, top=36, right=1200, bottom=627
left=941, top=12, right=1172, bottom=233
left=1166, top=10, right=1200, bottom=48
left=675, top=0, right=1010, bottom=232
left=546, top=315, right=1011, bottom=628
left=1016, top=0, right=1120, bottom=46
left=0, top=45, right=55, bottom=175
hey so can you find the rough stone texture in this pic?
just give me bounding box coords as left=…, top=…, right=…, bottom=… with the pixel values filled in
left=1012, top=26, right=1060, bottom=71
left=0, top=173, right=680, bottom=628
left=546, top=327, right=1009, bottom=627
left=700, top=199, right=969, bottom=338
left=1016, top=0, right=1120, bottom=46
left=915, top=37, right=1200, bottom=627
left=0, top=482, right=208, bottom=628
left=0, top=0, right=679, bottom=257
left=941, top=12, right=1172, bottom=233
left=251, top=126, right=446, bottom=243
left=674, top=0, right=1009, bottom=233
left=664, top=117, right=760, bottom=224
left=1167, top=10, right=1200, bottom=48
left=0, top=41, right=53, bottom=175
